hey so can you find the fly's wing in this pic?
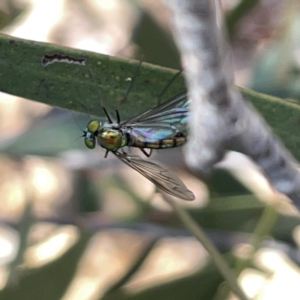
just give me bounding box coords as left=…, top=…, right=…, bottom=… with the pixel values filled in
left=121, top=91, right=189, bottom=140
left=113, top=151, right=195, bottom=201
left=122, top=91, right=188, bottom=123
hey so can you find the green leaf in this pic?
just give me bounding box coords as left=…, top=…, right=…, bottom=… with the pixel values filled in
left=1, top=110, right=89, bottom=155
left=189, top=194, right=300, bottom=244
left=207, top=169, right=251, bottom=196
left=0, top=232, right=91, bottom=300
left=133, top=11, right=180, bottom=69
left=102, top=260, right=226, bottom=300
left=0, top=34, right=185, bottom=121
left=6, top=201, right=34, bottom=285
left=103, top=237, right=160, bottom=296
left=2, top=34, right=300, bottom=163
left=241, top=88, right=300, bottom=162
left=249, top=12, right=300, bottom=100
left=226, top=0, right=261, bottom=40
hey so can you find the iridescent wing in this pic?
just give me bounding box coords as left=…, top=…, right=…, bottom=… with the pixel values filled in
left=120, top=91, right=189, bottom=140
left=122, top=91, right=188, bottom=124
left=113, top=151, right=195, bottom=201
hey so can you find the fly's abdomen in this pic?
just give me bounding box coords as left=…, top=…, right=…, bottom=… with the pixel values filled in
left=130, top=135, right=187, bottom=149
left=127, top=126, right=187, bottom=149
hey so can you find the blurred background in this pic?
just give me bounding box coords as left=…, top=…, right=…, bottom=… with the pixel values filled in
left=1, top=0, right=300, bottom=299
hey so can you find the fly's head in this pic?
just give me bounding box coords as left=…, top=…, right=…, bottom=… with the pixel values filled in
left=83, top=119, right=101, bottom=149
left=97, top=126, right=126, bottom=151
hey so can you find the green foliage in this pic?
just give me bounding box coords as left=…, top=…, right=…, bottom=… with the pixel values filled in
left=1, top=7, right=300, bottom=298
left=102, top=261, right=226, bottom=300
left=226, top=0, right=261, bottom=40
left=0, top=34, right=185, bottom=121
left=0, top=232, right=91, bottom=300
left=249, top=9, right=300, bottom=100
left=2, top=34, right=300, bottom=163
left=241, top=88, right=300, bottom=161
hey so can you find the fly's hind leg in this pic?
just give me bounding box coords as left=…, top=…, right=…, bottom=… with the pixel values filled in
left=140, top=148, right=152, bottom=158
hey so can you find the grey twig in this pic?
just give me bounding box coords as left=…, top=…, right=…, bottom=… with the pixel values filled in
left=164, top=0, right=300, bottom=208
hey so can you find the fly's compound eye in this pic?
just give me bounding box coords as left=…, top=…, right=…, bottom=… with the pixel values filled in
left=87, top=120, right=101, bottom=133
left=84, top=138, right=95, bottom=149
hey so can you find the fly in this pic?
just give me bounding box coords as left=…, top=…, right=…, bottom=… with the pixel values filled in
left=82, top=91, right=195, bottom=201
left=84, top=91, right=188, bottom=155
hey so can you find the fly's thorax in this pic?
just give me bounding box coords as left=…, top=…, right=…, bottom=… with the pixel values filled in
left=97, top=126, right=127, bottom=151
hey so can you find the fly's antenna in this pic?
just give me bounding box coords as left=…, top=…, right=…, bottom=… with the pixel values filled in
left=69, top=111, right=88, bottom=147
left=157, top=68, right=184, bottom=105
left=118, top=56, right=144, bottom=107
left=70, top=135, right=84, bottom=148
left=71, top=110, right=85, bottom=132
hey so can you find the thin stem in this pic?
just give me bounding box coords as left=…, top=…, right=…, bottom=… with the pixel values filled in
left=163, top=194, right=249, bottom=300
left=235, top=202, right=278, bottom=274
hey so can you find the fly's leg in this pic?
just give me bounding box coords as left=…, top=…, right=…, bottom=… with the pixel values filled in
left=70, top=72, right=94, bottom=125
left=114, top=57, right=144, bottom=123
left=102, top=107, right=113, bottom=123
left=115, top=109, right=121, bottom=124
left=118, top=57, right=144, bottom=107
left=140, top=148, right=153, bottom=158
left=120, top=149, right=130, bottom=158
left=157, top=68, right=183, bottom=105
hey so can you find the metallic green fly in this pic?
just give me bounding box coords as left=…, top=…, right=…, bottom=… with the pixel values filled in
left=82, top=91, right=195, bottom=201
